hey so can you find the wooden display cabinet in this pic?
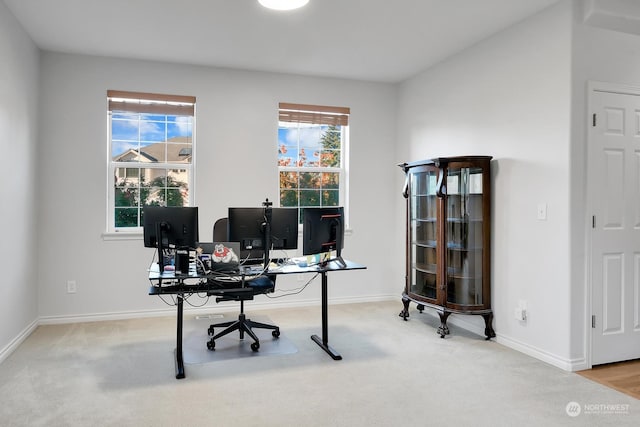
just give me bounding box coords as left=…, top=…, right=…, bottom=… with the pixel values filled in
left=399, top=156, right=495, bottom=339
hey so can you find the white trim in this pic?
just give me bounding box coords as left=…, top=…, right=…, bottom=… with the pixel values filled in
left=400, top=308, right=583, bottom=372
left=0, top=319, right=38, bottom=365
left=106, top=101, right=196, bottom=234
left=419, top=307, right=585, bottom=371
left=277, top=119, right=349, bottom=226
left=590, top=81, right=640, bottom=97
left=342, top=125, right=350, bottom=226
left=585, top=80, right=597, bottom=371
left=497, top=334, right=587, bottom=372
left=38, top=308, right=179, bottom=325
left=38, top=293, right=398, bottom=325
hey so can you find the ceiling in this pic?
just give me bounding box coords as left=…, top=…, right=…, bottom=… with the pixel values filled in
left=4, top=0, right=560, bottom=83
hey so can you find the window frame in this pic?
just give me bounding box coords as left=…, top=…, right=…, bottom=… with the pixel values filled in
left=105, top=90, right=196, bottom=236
left=277, top=103, right=350, bottom=226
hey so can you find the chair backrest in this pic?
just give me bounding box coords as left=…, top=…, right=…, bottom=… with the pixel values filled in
left=213, top=217, right=229, bottom=241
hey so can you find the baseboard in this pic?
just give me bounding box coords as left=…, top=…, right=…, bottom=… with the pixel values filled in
left=0, top=318, right=39, bottom=365
left=409, top=308, right=583, bottom=372
left=37, top=294, right=399, bottom=325
left=496, top=334, right=586, bottom=372
left=38, top=308, right=180, bottom=325
left=441, top=312, right=487, bottom=337
left=444, top=314, right=584, bottom=372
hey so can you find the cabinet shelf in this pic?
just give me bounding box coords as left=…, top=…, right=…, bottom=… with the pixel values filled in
left=414, top=263, right=437, bottom=274
left=415, top=240, right=437, bottom=248
left=447, top=267, right=480, bottom=279
left=447, top=244, right=483, bottom=251
left=400, top=156, right=494, bottom=339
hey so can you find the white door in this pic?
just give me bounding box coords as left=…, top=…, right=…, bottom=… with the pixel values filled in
left=590, top=87, right=640, bottom=365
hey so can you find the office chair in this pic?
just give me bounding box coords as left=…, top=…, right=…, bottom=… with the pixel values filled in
left=206, top=217, right=280, bottom=352
left=212, top=217, right=228, bottom=242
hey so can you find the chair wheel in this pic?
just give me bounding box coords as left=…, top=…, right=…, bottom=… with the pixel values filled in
left=207, top=339, right=215, bottom=351
left=251, top=342, right=260, bottom=351
left=272, top=329, right=280, bottom=338
left=207, top=326, right=214, bottom=336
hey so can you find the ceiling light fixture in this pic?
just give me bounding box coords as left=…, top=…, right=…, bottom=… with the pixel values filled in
left=258, top=0, right=309, bottom=11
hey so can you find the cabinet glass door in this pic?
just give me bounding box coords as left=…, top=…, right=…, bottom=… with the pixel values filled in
left=446, top=166, right=484, bottom=306
left=410, top=168, right=438, bottom=300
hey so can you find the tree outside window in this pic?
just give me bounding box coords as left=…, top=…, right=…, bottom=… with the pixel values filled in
left=277, top=103, right=349, bottom=223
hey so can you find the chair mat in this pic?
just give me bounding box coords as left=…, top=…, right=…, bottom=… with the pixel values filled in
left=182, top=313, right=298, bottom=364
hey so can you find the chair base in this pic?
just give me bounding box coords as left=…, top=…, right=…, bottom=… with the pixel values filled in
left=206, top=313, right=280, bottom=352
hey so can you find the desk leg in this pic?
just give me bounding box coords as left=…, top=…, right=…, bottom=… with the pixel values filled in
left=174, top=294, right=185, bottom=379
left=311, top=271, right=342, bottom=360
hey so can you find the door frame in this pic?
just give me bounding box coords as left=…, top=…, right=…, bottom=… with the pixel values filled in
left=586, top=80, right=640, bottom=369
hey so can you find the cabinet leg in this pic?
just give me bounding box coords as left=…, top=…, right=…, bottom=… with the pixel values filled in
left=437, top=311, right=451, bottom=338
left=399, top=295, right=410, bottom=320
left=482, top=312, right=496, bottom=340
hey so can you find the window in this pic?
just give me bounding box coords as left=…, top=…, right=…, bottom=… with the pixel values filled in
left=277, top=103, right=350, bottom=223
left=107, top=90, right=196, bottom=232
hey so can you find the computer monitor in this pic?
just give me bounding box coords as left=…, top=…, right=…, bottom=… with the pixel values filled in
left=302, top=207, right=345, bottom=267
left=271, top=208, right=299, bottom=250
left=228, top=206, right=299, bottom=265
left=143, top=206, right=199, bottom=272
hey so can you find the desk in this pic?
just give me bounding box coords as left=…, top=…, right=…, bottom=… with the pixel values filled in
left=149, top=259, right=366, bottom=379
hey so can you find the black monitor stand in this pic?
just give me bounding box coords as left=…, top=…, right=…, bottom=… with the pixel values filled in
left=156, top=221, right=169, bottom=273
left=262, top=198, right=272, bottom=267
left=320, top=216, right=346, bottom=268
left=333, top=226, right=346, bottom=268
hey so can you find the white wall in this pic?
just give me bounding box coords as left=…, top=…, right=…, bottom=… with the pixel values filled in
left=0, top=1, right=40, bottom=359
left=36, top=53, right=398, bottom=320
left=396, top=2, right=575, bottom=369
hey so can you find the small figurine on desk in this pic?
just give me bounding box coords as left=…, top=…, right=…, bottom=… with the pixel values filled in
left=212, top=244, right=239, bottom=263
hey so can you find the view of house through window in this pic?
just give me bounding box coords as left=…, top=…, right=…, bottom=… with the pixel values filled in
left=107, top=90, right=196, bottom=231
left=277, top=102, right=350, bottom=223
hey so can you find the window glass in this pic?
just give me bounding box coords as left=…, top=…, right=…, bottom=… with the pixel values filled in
left=278, top=106, right=349, bottom=224
left=107, top=91, right=195, bottom=231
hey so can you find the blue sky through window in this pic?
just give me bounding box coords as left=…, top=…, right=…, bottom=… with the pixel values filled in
left=111, top=112, right=193, bottom=158
left=278, top=124, right=333, bottom=167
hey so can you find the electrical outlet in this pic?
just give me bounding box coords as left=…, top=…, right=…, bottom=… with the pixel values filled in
left=514, top=307, right=527, bottom=321
left=67, top=280, right=77, bottom=294
left=515, top=300, right=527, bottom=321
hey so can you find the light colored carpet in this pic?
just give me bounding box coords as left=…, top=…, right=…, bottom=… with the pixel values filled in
left=0, top=300, right=639, bottom=426
left=182, top=314, right=297, bottom=363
